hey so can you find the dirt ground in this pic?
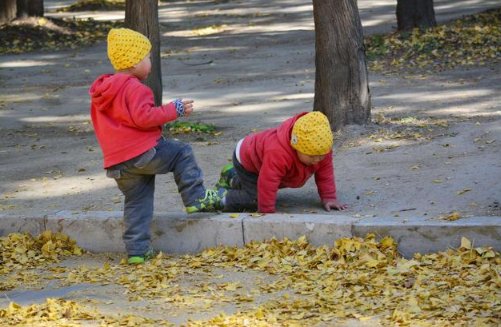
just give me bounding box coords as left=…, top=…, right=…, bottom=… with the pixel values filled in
left=0, top=0, right=500, bottom=221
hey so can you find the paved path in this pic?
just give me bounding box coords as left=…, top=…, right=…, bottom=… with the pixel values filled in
left=0, top=0, right=500, bottom=256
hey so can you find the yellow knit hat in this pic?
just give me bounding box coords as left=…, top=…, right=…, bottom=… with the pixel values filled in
left=290, top=112, right=333, bottom=155
left=107, top=28, right=152, bottom=70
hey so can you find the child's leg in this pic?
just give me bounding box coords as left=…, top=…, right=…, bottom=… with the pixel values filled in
left=223, top=152, right=258, bottom=211
left=143, top=137, right=207, bottom=206
left=114, top=173, right=155, bottom=256
left=108, top=137, right=208, bottom=257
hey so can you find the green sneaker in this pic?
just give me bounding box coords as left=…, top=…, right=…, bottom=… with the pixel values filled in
left=186, top=189, right=226, bottom=213
left=215, top=163, right=237, bottom=189
left=127, top=248, right=157, bottom=265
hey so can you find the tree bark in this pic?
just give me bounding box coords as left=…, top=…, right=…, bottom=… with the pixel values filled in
left=17, top=0, right=44, bottom=18
left=125, top=0, right=162, bottom=106
left=396, top=0, right=436, bottom=31
left=0, top=0, right=17, bottom=25
left=312, top=0, right=370, bottom=131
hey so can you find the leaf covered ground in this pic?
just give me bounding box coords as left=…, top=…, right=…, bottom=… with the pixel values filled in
left=365, top=8, right=501, bottom=73
left=57, top=0, right=126, bottom=12
left=0, top=232, right=499, bottom=326
left=0, top=16, right=121, bottom=54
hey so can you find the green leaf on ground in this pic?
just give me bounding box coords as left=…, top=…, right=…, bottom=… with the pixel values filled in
left=165, top=121, right=219, bottom=135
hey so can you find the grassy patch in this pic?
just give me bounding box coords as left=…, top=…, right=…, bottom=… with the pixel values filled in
left=164, top=121, right=219, bottom=135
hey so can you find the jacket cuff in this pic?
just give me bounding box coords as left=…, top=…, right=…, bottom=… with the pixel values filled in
left=174, top=99, right=185, bottom=117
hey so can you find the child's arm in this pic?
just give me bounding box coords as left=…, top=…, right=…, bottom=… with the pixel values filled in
left=125, top=84, right=193, bottom=127
left=323, top=199, right=348, bottom=211
left=315, top=153, right=348, bottom=211
left=256, top=156, right=287, bottom=213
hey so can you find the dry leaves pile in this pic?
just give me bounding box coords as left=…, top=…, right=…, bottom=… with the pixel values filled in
left=186, top=235, right=500, bottom=326
left=57, top=0, right=126, bottom=12
left=366, top=9, right=500, bottom=73
left=0, top=233, right=500, bottom=326
left=0, top=231, right=83, bottom=292
left=0, top=231, right=82, bottom=274
left=0, top=298, right=172, bottom=327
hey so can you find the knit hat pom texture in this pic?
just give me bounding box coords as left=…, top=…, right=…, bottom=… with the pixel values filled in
left=107, top=28, right=152, bottom=71
left=290, top=112, right=333, bottom=156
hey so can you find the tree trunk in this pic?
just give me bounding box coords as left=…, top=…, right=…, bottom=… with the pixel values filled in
left=17, top=0, right=44, bottom=18
left=312, top=0, right=370, bottom=131
left=396, top=0, right=436, bottom=31
left=125, top=0, right=162, bottom=106
left=0, top=0, right=16, bottom=25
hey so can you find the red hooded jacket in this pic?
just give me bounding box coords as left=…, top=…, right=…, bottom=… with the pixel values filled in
left=89, top=73, right=177, bottom=168
left=239, top=112, right=337, bottom=213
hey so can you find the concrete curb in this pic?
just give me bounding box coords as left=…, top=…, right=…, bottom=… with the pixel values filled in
left=1, top=211, right=500, bottom=258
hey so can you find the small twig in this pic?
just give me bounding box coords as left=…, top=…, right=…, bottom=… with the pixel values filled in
left=1, top=292, right=12, bottom=302
left=179, top=60, right=214, bottom=66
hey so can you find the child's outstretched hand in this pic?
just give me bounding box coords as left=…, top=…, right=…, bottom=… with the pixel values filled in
left=322, top=199, right=348, bottom=212
left=182, top=99, right=194, bottom=117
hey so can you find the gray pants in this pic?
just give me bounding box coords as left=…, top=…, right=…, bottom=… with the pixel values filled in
left=106, top=137, right=206, bottom=256
left=224, top=151, right=259, bottom=212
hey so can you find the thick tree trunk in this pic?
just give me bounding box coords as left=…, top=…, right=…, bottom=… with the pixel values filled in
left=0, top=0, right=17, bottom=25
left=312, top=0, right=370, bottom=131
left=396, top=0, right=436, bottom=31
left=125, top=0, right=162, bottom=106
left=17, top=0, right=44, bottom=18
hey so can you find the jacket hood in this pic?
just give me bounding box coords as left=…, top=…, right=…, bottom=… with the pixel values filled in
left=89, top=73, right=135, bottom=112
left=276, top=112, right=308, bottom=153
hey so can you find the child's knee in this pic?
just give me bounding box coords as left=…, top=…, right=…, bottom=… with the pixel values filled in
left=179, top=142, right=193, bottom=155
left=179, top=144, right=197, bottom=164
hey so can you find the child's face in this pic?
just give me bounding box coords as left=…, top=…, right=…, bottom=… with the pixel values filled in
left=131, top=53, right=151, bottom=80
left=296, top=151, right=326, bottom=166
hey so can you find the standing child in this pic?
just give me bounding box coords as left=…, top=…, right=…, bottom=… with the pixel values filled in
left=89, top=28, right=223, bottom=264
left=215, top=111, right=347, bottom=213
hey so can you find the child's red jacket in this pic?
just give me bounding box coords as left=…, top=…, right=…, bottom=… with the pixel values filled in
left=239, top=112, right=338, bottom=213
left=89, top=73, right=177, bottom=168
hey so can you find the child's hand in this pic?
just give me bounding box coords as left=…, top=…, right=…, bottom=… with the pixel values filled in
left=182, top=99, right=194, bottom=117
left=322, top=199, right=348, bottom=212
